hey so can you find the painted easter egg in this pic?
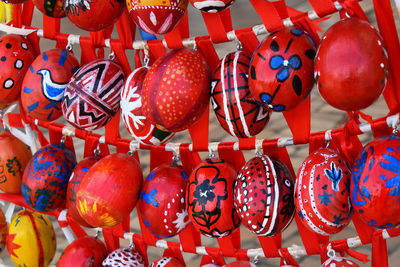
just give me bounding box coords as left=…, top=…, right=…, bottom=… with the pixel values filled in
left=142, top=48, right=211, bottom=132
left=121, top=66, right=174, bottom=145
left=235, top=154, right=295, bottom=236
left=315, top=17, right=388, bottom=111
left=249, top=28, right=316, bottom=111
left=21, top=143, right=76, bottom=212
left=33, top=0, right=65, bottom=17
left=7, top=211, right=56, bottom=267
left=76, top=153, right=142, bottom=228
left=64, top=0, right=125, bottom=31
left=0, top=209, right=7, bottom=254
left=321, top=256, right=359, bottom=267
left=0, top=0, right=27, bottom=4
left=189, top=0, right=235, bottom=12
left=21, top=48, right=79, bottom=121
left=57, top=236, right=108, bottom=266
left=0, top=34, right=36, bottom=108
left=66, top=157, right=98, bottom=227
left=62, top=59, right=124, bottom=131
left=103, top=247, right=145, bottom=267
left=150, top=257, right=185, bottom=267
left=138, top=162, right=189, bottom=238
left=351, top=135, right=400, bottom=229
left=295, top=147, right=352, bottom=235
left=0, top=131, right=32, bottom=194
left=187, top=158, right=240, bottom=238
left=225, top=261, right=256, bottom=267
left=211, top=51, right=271, bottom=138
left=127, top=0, right=188, bottom=35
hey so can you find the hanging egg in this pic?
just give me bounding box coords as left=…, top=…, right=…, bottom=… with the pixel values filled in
left=249, top=28, right=316, bottom=111
left=295, top=148, right=352, bottom=235
left=0, top=209, right=7, bottom=255
left=189, top=0, right=235, bottom=13
left=321, top=256, right=359, bottom=267
left=21, top=48, right=79, bottom=121
left=63, top=0, right=125, bottom=31
left=315, top=17, right=388, bottom=111
left=121, top=66, right=174, bottom=145
left=57, top=236, right=108, bottom=266
left=76, top=153, right=142, bottom=228
left=187, top=158, right=240, bottom=238
left=234, top=154, right=295, bottom=236
left=211, top=51, right=271, bottom=138
left=127, top=0, right=188, bottom=35
left=7, top=211, right=56, bottom=267
left=33, top=0, right=65, bottom=17
left=138, top=162, right=189, bottom=238
left=351, top=135, right=400, bottom=229
left=0, top=131, right=32, bottom=194
left=103, top=247, right=145, bottom=267
left=150, top=257, right=185, bottom=267
left=66, top=157, right=98, bottom=227
left=225, top=261, right=256, bottom=267
left=62, top=59, right=124, bottom=131
left=0, top=0, right=27, bottom=4
left=142, top=48, right=211, bottom=132
left=21, top=143, right=76, bottom=212
left=0, top=34, right=36, bottom=108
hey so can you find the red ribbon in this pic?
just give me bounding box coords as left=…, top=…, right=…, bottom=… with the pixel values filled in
left=372, top=231, right=388, bottom=267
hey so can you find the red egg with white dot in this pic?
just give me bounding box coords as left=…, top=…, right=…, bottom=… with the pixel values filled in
left=150, top=257, right=185, bottom=267
left=321, top=256, right=359, bottom=267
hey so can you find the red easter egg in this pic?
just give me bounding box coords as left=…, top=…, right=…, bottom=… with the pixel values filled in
left=235, top=154, right=295, bottom=236
left=21, top=48, right=79, bottom=121
left=211, top=51, right=271, bottom=138
left=21, top=144, right=76, bottom=212
left=33, top=0, right=65, bottom=17
left=76, top=153, right=142, bottom=228
left=0, top=0, right=27, bottom=4
left=0, top=209, right=7, bottom=254
left=295, top=148, right=352, bottom=235
left=249, top=28, right=316, bottom=111
left=187, top=158, right=240, bottom=238
left=103, top=247, right=145, bottom=267
left=121, top=67, right=174, bottom=145
left=315, top=17, right=388, bottom=111
left=321, top=257, right=359, bottom=267
left=0, top=34, right=35, bottom=107
left=62, top=59, right=124, bottom=131
left=142, top=48, right=211, bottom=132
left=66, top=157, right=98, bottom=227
left=351, top=135, right=400, bottom=229
left=127, top=0, right=188, bottom=35
left=0, top=131, right=32, bottom=194
left=150, top=257, right=185, bottom=267
left=63, top=0, right=125, bottom=31
left=225, top=261, right=256, bottom=267
left=138, top=163, right=189, bottom=238
left=57, top=236, right=108, bottom=266
left=189, top=0, right=235, bottom=12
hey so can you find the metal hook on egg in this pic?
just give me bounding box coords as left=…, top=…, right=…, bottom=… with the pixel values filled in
left=108, top=51, right=116, bottom=61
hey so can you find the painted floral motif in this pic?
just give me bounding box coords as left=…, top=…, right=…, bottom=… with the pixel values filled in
left=269, top=54, right=302, bottom=83
left=325, top=162, right=342, bottom=191
left=6, top=157, right=21, bottom=176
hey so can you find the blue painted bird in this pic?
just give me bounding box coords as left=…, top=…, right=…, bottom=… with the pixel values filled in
left=37, top=69, right=68, bottom=102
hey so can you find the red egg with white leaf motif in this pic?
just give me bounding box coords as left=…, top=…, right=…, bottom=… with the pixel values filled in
left=249, top=27, right=316, bottom=111
left=103, top=247, right=145, bottom=267
left=187, top=158, right=240, bottom=238
left=211, top=51, right=271, bottom=138
left=127, top=0, right=188, bottom=35
left=150, top=257, right=185, bottom=267
left=138, top=163, right=189, bottom=238
left=121, top=67, right=174, bottom=145
left=189, top=0, right=235, bottom=12
left=321, top=257, right=359, bottom=267
left=295, top=148, right=352, bottom=235
left=235, top=154, right=295, bottom=236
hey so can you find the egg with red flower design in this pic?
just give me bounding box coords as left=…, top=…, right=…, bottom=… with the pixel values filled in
left=189, top=0, right=235, bottom=13
left=295, top=147, right=352, bottom=235
left=321, top=256, right=359, bottom=267
left=150, top=257, right=185, bottom=267
left=103, top=247, right=145, bottom=267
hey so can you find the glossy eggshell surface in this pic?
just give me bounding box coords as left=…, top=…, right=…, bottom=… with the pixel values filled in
left=0, top=34, right=36, bottom=107
left=121, top=67, right=174, bottom=145
left=187, top=158, right=240, bottom=238
left=235, top=155, right=295, bottom=236
left=351, top=135, right=400, bottom=229
left=315, top=17, right=388, bottom=111
left=62, top=59, right=124, bottom=131
left=76, top=153, right=143, bottom=228
left=295, top=148, right=352, bottom=235
left=21, top=144, right=76, bottom=212
left=224, top=261, right=257, bottom=267
left=321, top=257, right=360, bottom=267
left=33, top=0, right=65, bottom=17
left=150, top=257, right=185, bottom=267
left=102, top=247, right=145, bottom=266
left=249, top=28, right=316, bottom=111
left=57, top=236, right=107, bottom=266
left=189, top=0, right=235, bottom=13
left=142, top=48, right=211, bottom=132
left=21, top=48, right=79, bottom=121
left=0, top=131, right=32, bottom=194
left=7, top=211, right=56, bottom=267
left=127, top=0, right=188, bottom=35
left=211, top=51, right=271, bottom=138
